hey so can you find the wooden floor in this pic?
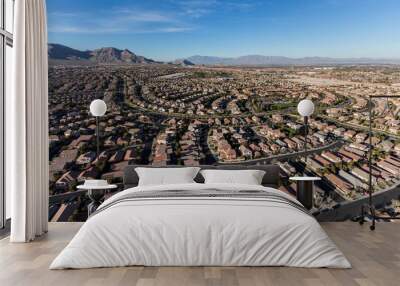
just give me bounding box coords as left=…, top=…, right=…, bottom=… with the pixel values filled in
left=0, top=222, right=399, bottom=286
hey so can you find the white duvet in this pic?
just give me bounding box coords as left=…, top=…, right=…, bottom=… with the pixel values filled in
left=50, top=183, right=351, bottom=269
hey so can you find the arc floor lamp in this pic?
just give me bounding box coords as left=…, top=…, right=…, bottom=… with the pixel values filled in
left=359, top=95, right=400, bottom=231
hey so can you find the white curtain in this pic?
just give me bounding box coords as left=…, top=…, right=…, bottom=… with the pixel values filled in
left=8, top=0, right=49, bottom=242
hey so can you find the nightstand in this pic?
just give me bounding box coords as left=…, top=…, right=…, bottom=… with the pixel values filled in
left=289, top=177, right=321, bottom=210
left=77, top=181, right=118, bottom=216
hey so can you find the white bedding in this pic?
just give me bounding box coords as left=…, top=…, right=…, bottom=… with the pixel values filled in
left=50, top=183, right=351, bottom=269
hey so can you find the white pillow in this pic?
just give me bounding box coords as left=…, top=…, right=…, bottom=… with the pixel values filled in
left=135, top=167, right=201, bottom=186
left=200, top=169, right=266, bottom=185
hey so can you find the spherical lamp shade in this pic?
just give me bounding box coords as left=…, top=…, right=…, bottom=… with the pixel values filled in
left=297, top=99, right=315, bottom=117
left=90, top=99, right=107, bottom=117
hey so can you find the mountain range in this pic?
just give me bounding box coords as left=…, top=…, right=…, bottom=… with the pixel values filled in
left=168, top=59, right=195, bottom=66
left=48, top=43, right=156, bottom=64
left=185, top=55, right=400, bottom=66
left=48, top=43, right=400, bottom=66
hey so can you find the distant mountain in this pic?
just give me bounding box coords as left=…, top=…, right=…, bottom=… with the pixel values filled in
left=48, top=43, right=155, bottom=64
left=90, top=47, right=155, bottom=64
left=185, top=55, right=400, bottom=66
left=48, top=43, right=91, bottom=60
left=169, top=59, right=195, bottom=66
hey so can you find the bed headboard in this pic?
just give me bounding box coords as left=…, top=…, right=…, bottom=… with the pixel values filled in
left=123, top=164, right=281, bottom=189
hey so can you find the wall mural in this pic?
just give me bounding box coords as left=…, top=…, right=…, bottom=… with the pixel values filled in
left=47, top=52, right=400, bottom=222
left=46, top=0, right=400, bottom=222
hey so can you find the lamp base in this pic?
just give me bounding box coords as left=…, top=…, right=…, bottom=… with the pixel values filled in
left=359, top=203, right=400, bottom=231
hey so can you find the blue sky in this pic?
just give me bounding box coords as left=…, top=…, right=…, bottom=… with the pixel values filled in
left=47, top=0, right=400, bottom=61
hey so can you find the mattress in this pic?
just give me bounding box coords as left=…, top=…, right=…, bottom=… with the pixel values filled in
left=50, top=183, right=351, bottom=269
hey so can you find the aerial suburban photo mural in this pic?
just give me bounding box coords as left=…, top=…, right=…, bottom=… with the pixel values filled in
left=47, top=1, right=400, bottom=222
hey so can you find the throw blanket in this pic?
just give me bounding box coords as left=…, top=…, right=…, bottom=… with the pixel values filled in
left=91, top=189, right=311, bottom=218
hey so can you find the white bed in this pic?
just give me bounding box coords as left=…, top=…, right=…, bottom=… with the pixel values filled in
left=50, top=183, right=351, bottom=269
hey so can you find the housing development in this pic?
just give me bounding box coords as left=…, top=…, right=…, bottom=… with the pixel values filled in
left=48, top=64, right=400, bottom=221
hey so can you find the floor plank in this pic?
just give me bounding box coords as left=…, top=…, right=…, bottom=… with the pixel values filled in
left=0, top=222, right=399, bottom=286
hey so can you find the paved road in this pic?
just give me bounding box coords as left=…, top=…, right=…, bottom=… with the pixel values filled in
left=49, top=190, right=87, bottom=204
left=319, top=115, right=400, bottom=140
left=216, top=140, right=344, bottom=165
